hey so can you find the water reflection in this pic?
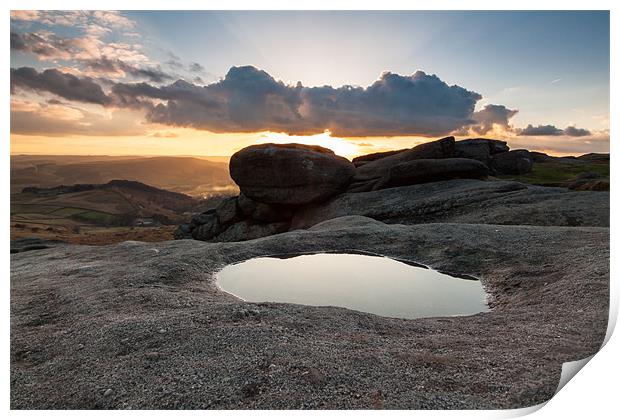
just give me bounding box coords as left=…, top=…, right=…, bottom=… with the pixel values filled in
left=217, top=253, right=489, bottom=319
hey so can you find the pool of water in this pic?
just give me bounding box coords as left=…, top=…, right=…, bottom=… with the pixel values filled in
left=216, top=253, right=489, bottom=319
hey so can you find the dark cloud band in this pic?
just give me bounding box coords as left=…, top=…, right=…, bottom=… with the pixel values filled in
left=518, top=124, right=591, bottom=137
left=11, top=67, right=111, bottom=105
left=10, top=64, right=597, bottom=139
left=111, top=65, right=483, bottom=137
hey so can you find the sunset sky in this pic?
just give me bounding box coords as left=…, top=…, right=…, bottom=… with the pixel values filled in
left=10, top=10, right=610, bottom=158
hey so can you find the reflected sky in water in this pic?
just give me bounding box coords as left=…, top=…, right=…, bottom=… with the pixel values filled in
left=217, top=253, right=489, bottom=319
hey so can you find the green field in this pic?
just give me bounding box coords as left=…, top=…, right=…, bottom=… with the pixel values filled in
left=498, top=161, right=609, bottom=186
left=11, top=202, right=117, bottom=226
left=70, top=210, right=117, bottom=224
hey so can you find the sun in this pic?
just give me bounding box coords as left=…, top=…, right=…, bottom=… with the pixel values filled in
left=256, top=130, right=360, bottom=159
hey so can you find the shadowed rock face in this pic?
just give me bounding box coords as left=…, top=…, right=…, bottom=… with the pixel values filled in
left=229, top=143, right=355, bottom=205
left=490, top=150, right=533, bottom=175
left=374, top=158, right=489, bottom=190
left=352, top=136, right=456, bottom=182
left=454, top=138, right=509, bottom=164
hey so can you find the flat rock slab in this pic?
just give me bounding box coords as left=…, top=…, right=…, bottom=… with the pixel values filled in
left=292, top=179, right=610, bottom=229
left=11, top=217, right=608, bottom=409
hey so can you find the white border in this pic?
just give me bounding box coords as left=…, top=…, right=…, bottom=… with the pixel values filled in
left=3, top=1, right=616, bottom=419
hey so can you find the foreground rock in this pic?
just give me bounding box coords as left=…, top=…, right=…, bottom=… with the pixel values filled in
left=568, top=172, right=610, bottom=191
left=229, top=143, right=355, bottom=205
left=292, top=179, right=609, bottom=229
left=11, top=217, right=609, bottom=409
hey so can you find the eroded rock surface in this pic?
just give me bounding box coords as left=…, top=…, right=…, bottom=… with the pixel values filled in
left=292, top=179, right=609, bottom=229
left=11, top=217, right=609, bottom=409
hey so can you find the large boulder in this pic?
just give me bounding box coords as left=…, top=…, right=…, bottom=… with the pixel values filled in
left=454, top=138, right=509, bottom=164
left=490, top=150, right=533, bottom=175
left=352, top=136, right=456, bottom=182
left=351, top=149, right=409, bottom=167
left=374, top=158, right=489, bottom=189
left=229, top=143, right=355, bottom=205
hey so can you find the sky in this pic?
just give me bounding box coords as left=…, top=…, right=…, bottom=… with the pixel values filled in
left=10, top=10, right=610, bottom=158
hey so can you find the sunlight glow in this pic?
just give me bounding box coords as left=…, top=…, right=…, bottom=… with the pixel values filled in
left=256, top=130, right=360, bottom=159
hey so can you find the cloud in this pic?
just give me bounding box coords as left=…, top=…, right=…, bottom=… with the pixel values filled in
left=10, top=99, right=148, bottom=137
left=189, top=62, right=205, bottom=73
left=11, top=10, right=135, bottom=31
left=10, top=64, right=601, bottom=141
left=468, top=104, right=518, bottom=135
left=11, top=31, right=164, bottom=81
left=11, top=67, right=111, bottom=105
left=563, top=126, right=592, bottom=137
left=519, top=124, right=564, bottom=136
left=11, top=31, right=79, bottom=60
left=111, top=66, right=483, bottom=137
left=149, top=131, right=179, bottom=138
left=84, top=57, right=172, bottom=83
left=518, top=124, right=591, bottom=137
left=11, top=30, right=149, bottom=65
left=509, top=130, right=609, bottom=155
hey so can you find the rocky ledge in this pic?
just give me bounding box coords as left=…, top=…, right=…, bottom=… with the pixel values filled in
left=11, top=217, right=608, bottom=409
left=175, top=137, right=609, bottom=243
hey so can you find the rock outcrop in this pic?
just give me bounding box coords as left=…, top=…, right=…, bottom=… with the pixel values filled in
left=372, top=158, right=489, bottom=190
left=177, top=137, right=608, bottom=243
left=454, top=138, right=509, bottom=164
left=291, top=179, right=609, bottom=230
left=229, top=143, right=355, bottom=205
left=352, top=136, right=456, bottom=183
left=490, top=150, right=533, bottom=175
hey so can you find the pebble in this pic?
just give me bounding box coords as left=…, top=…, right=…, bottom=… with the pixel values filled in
left=103, top=388, right=113, bottom=397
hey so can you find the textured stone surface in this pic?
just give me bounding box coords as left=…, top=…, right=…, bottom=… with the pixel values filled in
left=490, top=150, right=533, bottom=175
left=213, top=220, right=290, bottom=242
left=352, top=136, right=456, bottom=182
left=11, top=217, right=609, bottom=409
left=375, top=158, right=489, bottom=189
left=215, top=197, right=242, bottom=226
left=229, top=143, right=355, bottom=205
left=293, top=179, right=609, bottom=230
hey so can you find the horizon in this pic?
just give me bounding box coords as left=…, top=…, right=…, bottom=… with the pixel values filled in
left=10, top=10, right=610, bottom=158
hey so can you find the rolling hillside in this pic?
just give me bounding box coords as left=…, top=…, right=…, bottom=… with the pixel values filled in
left=10, top=179, right=228, bottom=245
left=11, top=155, right=236, bottom=197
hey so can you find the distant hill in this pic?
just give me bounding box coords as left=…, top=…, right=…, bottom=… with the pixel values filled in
left=11, top=155, right=237, bottom=197
left=11, top=178, right=235, bottom=245
left=12, top=179, right=201, bottom=226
